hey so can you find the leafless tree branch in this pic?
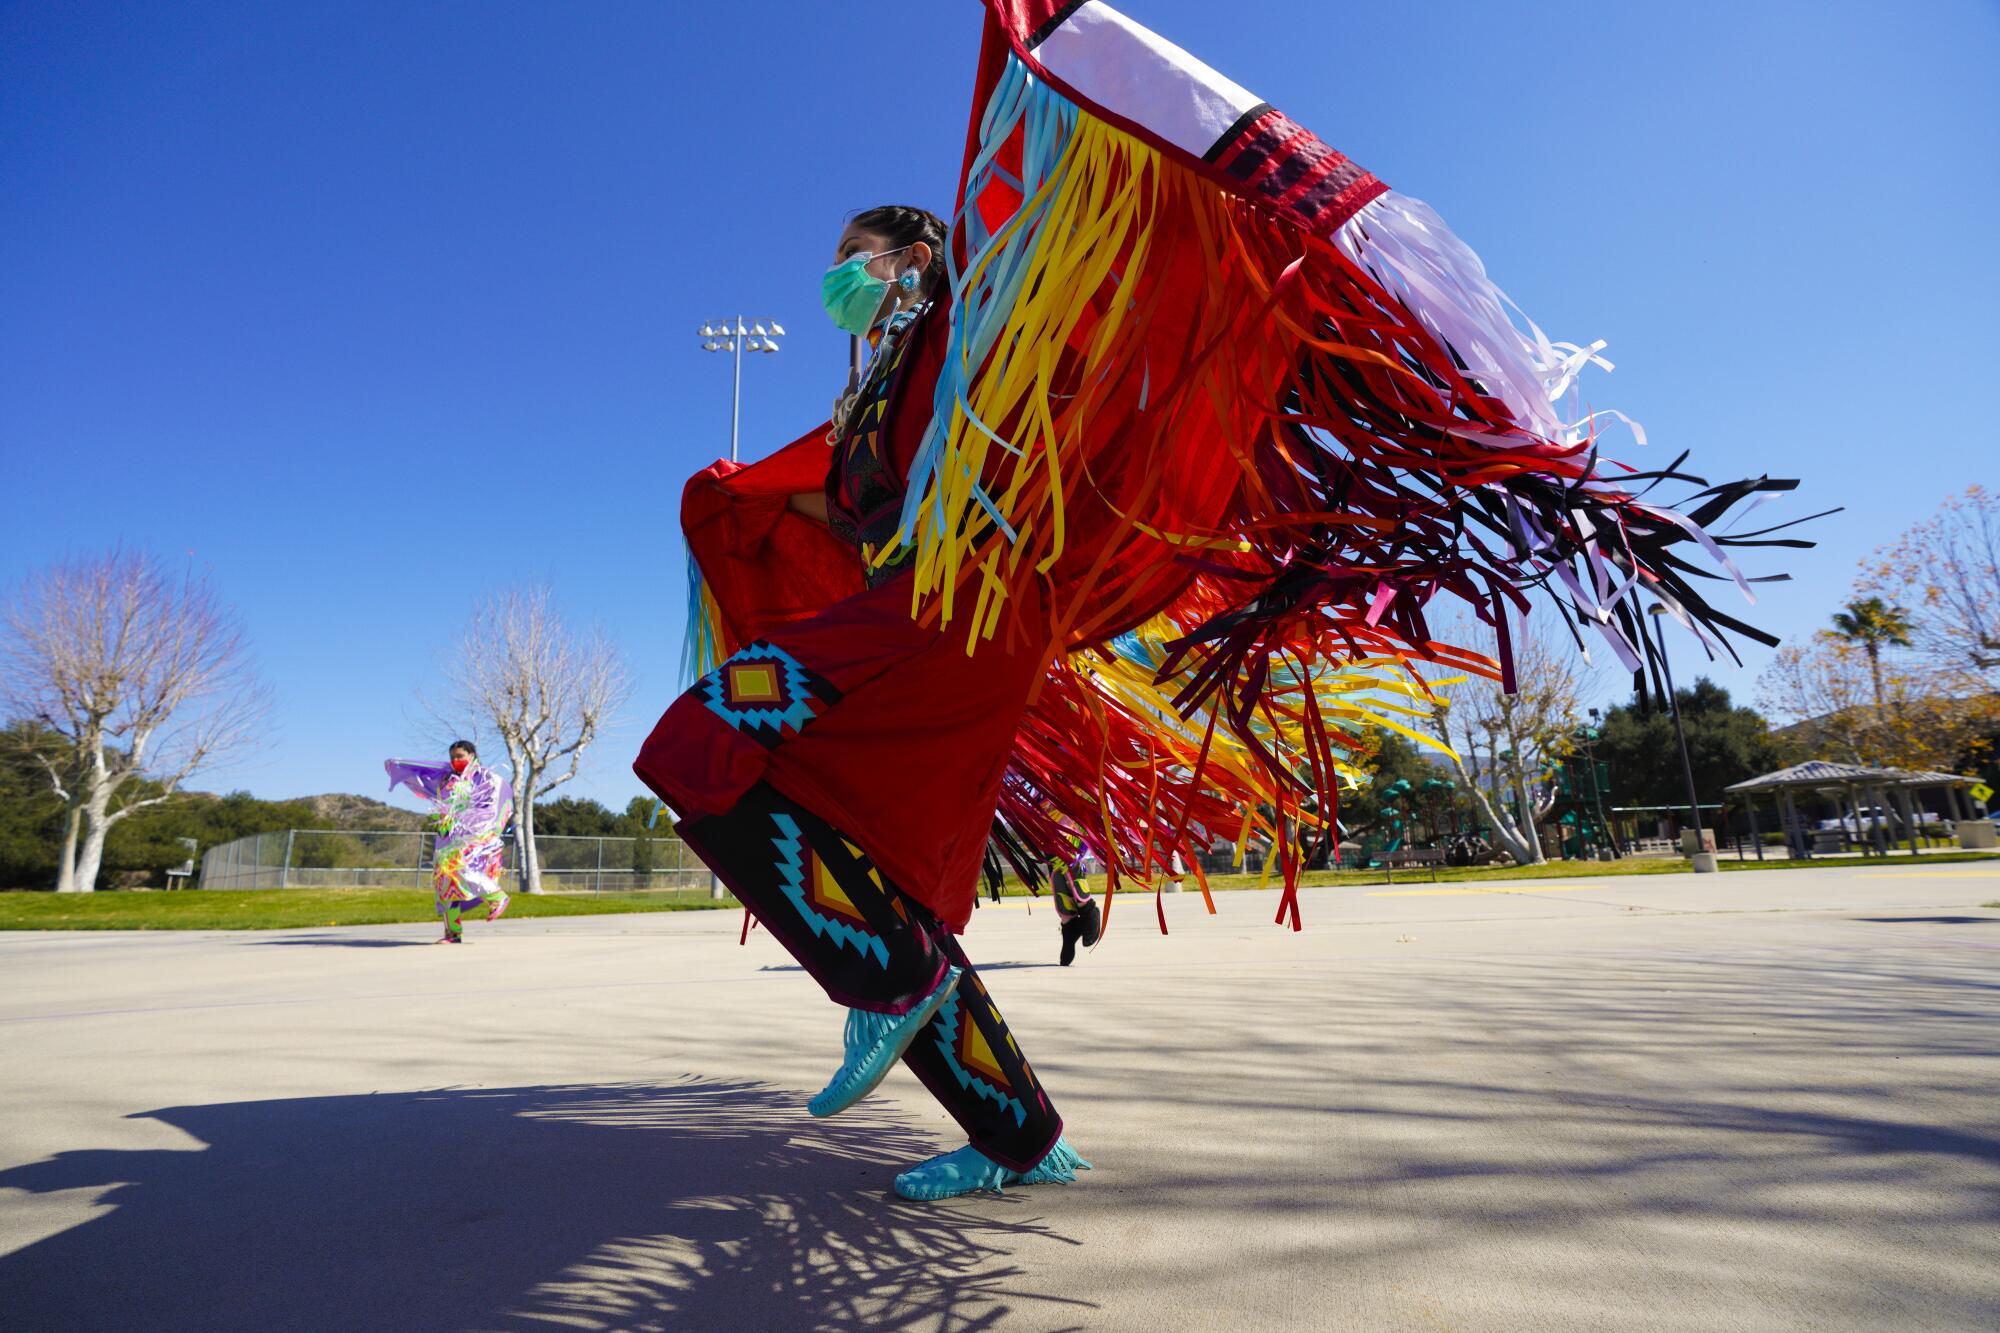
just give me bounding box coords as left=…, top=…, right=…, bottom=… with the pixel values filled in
left=443, top=585, right=633, bottom=892
left=1420, top=611, right=1595, bottom=864
left=1, top=549, right=270, bottom=890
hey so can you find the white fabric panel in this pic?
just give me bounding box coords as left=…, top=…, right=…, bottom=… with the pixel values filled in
left=1033, top=1, right=1264, bottom=158
left=1335, top=190, right=1628, bottom=450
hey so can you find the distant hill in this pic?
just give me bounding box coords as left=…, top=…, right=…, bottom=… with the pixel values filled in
left=162, top=789, right=428, bottom=832
left=2, top=718, right=445, bottom=887
left=299, top=793, right=427, bottom=831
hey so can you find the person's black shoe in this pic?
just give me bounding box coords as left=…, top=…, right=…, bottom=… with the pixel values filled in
left=1059, top=917, right=1084, bottom=966
left=1079, top=900, right=1102, bottom=948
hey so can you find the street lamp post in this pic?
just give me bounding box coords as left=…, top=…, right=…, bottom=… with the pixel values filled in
left=1646, top=605, right=1715, bottom=873
left=699, top=317, right=785, bottom=462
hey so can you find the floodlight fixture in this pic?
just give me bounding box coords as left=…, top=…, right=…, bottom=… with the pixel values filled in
left=697, top=315, right=786, bottom=462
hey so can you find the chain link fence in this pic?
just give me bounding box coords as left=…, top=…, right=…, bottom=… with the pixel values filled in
left=198, top=828, right=720, bottom=895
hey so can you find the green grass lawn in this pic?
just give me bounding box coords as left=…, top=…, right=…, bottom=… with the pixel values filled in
left=993, top=848, right=2000, bottom=896
left=1048, top=849, right=2000, bottom=896
left=1176, top=857, right=1698, bottom=893
left=6, top=849, right=1995, bottom=931
left=0, top=887, right=735, bottom=931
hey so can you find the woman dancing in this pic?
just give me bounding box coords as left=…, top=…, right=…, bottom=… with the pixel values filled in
left=638, top=0, right=1807, bottom=1203
left=386, top=741, right=513, bottom=945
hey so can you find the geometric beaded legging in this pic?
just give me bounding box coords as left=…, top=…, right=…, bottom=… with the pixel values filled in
left=677, top=780, right=1064, bottom=1173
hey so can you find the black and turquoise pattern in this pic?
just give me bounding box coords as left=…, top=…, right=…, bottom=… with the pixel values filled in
left=676, top=779, right=1063, bottom=1171
left=697, top=641, right=841, bottom=748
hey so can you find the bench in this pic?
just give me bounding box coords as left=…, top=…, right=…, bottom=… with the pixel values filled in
left=1382, top=847, right=1445, bottom=884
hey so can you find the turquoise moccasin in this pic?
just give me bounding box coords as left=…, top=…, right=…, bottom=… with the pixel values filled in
left=808, top=965, right=962, bottom=1118
left=892, top=1135, right=1092, bottom=1201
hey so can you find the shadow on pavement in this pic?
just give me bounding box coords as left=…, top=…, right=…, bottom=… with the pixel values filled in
left=759, top=960, right=1061, bottom=974
left=1026, top=943, right=2000, bottom=1327
left=0, top=1079, right=1089, bottom=1331
left=245, top=936, right=437, bottom=948
left=1851, top=916, right=2000, bottom=925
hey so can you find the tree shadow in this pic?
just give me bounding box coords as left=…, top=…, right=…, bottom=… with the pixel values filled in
left=0, top=1079, right=1089, bottom=1331
left=1021, top=943, right=2000, bottom=1326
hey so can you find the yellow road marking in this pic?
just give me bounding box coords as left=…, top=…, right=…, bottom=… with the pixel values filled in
left=1858, top=870, right=2000, bottom=879
left=1366, top=885, right=1604, bottom=898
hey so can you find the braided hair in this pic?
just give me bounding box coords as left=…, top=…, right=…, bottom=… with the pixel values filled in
left=848, top=205, right=947, bottom=294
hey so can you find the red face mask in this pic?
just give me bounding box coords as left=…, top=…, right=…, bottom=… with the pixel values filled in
left=450, top=757, right=471, bottom=774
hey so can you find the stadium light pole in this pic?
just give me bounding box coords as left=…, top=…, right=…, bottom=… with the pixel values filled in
left=694, top=317, right=781, bottom=902
left=699, top=317, right=785, bottom=462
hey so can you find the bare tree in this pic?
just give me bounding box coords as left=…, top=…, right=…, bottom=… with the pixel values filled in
left=1423, top=612, right=1594, bottom=865
left=1758, top=629, right=1996, bottom=772
left=1757, top=633, right=1874, bottom=765
left=1, top=551, right=268, bottom=891
left=1860, top=484, right=2000, bottom=687
left=444, top=586, right=631, bottom=893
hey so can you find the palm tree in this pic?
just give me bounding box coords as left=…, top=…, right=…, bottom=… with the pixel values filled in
left=1830, top=596, right=1914, bottom=710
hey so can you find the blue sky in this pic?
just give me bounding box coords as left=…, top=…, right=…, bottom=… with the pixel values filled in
left=4, top=0, right=1996, bottom=811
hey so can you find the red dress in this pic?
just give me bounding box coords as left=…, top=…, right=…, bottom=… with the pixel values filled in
left=641, top=0, right=1805, bottom=936
left=634, top=307, right=1047, bottom=932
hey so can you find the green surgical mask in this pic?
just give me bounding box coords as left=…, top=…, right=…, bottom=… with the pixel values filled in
left=821, top=246, right=912, bottom=335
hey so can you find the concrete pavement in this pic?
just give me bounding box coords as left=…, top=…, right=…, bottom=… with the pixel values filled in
left=2, top=864, right=1998, bottom=1330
